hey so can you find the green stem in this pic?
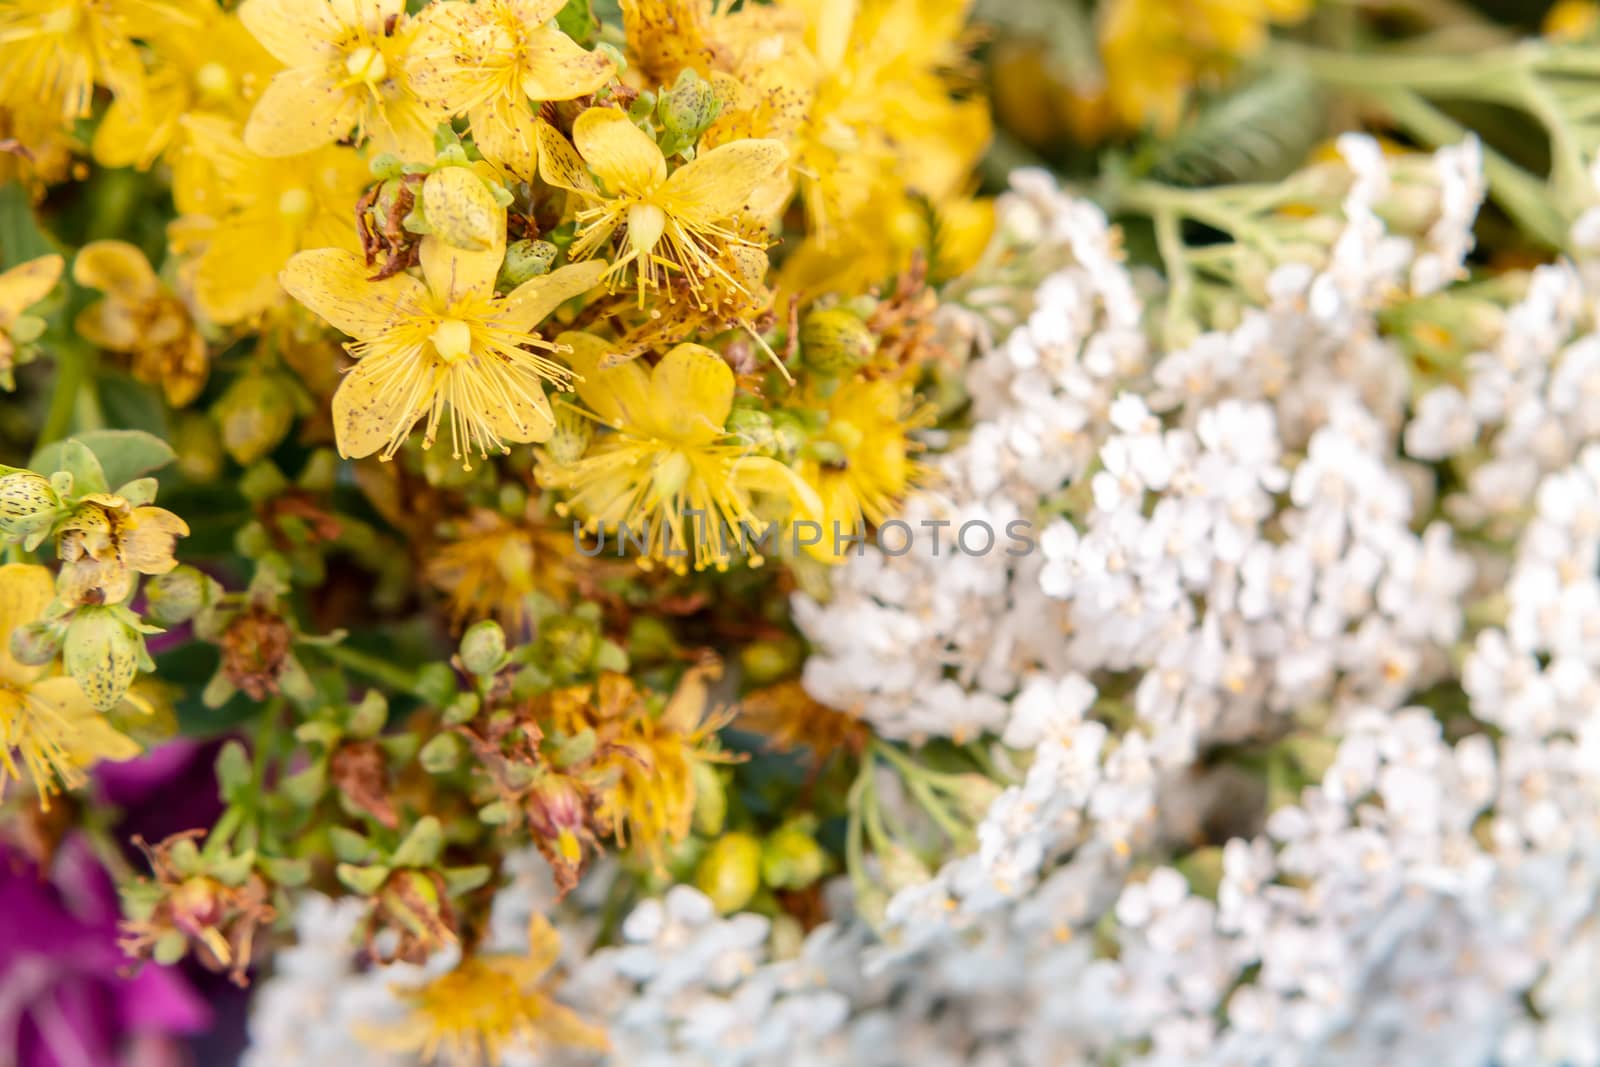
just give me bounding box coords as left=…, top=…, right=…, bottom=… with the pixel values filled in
left=1277, top=43, right=1525, bottom=104
left=319, top=642, right=424, bottom=696
left=1374, top=87, right=1567, bottom=249
left=871, top=741, right=971, bottom=846
left=38, top=341, right=93, bottom=446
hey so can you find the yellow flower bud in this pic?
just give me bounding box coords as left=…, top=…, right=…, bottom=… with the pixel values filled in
left=0, top=469, right=62, bottom=544
left=214, top=373, right=297, bottom=465
left=422, top=166, right=505, bottom=252
left=800, top=307, right=876, bottom=376
left=694, top=832, right=762, bottom=914
left=64, top=607, right=141, bottom=711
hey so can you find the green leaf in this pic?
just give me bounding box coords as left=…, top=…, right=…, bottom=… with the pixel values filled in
left=48, top=440, right=109, bottom=496
left=31, top=429, right=176, bottom=490
left=215, top=741, right=254, bottom=803
left=556, top=0, right=597, bottom=45
left=0, top=182, right=53, bottom=269
left=1148, top=69, right=1326, bottom=188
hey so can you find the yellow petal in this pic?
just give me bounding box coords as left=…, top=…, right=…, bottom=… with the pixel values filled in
left=573, top=108, right=666, bottom=195
left=195, top=218, right=299, bottom=326
left=419, top=233, right=505, bottom=306
left=661, top=139, right=788, bottom=225
left=238, top=0, right=345, bottom=66
left=471, top=361, right=556, bottom=445
left=332, top=348, right=432, bottom=459
left=468, top=96, right=540, bottom=180
left=30, top=677, right=141, bottom=764
left=537, top=121, right=598, bottom=196
left=520, top=26, right=616, bottom=101
left=731, top=456, right=824, bottom=521
left=121, top=507, right=190, bottom=575
left=244, top=66, right=363, bottom=157
left=279, top=249, right=428, bottom=339
left=650, top=343, right=733, bottom=440
left=74, top=301, right=142, bottom=352
left=0, top=564, right=53, bottom=683
left=499, top=261, right=608, bottom=332
left=561, top=331, right=649, bottom=428
left=526, top=912, right=563, bottom=975
left=72, top=241, right=158, bottom=301
left=422, top=167, right=505, bottom=252
left=0, top=255, right=64, bottom=322
left=537, top=1001, right=611, bottom=1053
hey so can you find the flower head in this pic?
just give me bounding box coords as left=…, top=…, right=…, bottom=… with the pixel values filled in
left=0, top=0, right=178, bottom=131
left=170, top=116, right=370, bottom=325
left=239, top=0, right=444, bottom=159
left=426, top=506, right=578, bottom=634
left=0, top=253, right=62, bottom=391
left=0, top=564, right=142, bottom=807
left=369, top=915, right=607, bottom=1065
left=797, top=375, right=923, bottom=546
left=56, top=493, right=189, bottom=608
left=73, top=241, right=208, bottom=406
left=281, top=235, right=607, bottom=468
left=539, top=334, right=819, bottom=571
left=408, top=0, right=615, bottom=179
left=537, top=109, right=786, bottom=308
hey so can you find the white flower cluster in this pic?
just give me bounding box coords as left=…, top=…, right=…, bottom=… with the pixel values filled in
left=244, top=142, right=1600, bottom=1067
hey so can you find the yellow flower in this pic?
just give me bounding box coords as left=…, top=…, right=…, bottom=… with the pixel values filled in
left=367, top=915, right=607, bottom=1066
left=539, top=335, right=819, bottom=572
left=0, top=0, right=176, bottom=131
left=425, top=506, right=577, bottom=634
left=169, top=116, right=369, bottom=325
left=279, top=235, right=607, bottom=468
left=56, top=493, right=190, bottom=608
left=1099, top=0, right=1312, bottom=132
left=238, top=0, right=445, bottom=159
left=795, top=376, right=921, bottom=557
left=0, top=253, right=63, bottom=392
left=1547, top=0, right=1600, bottom=40
left=0, top=563, right=141, bottom=808
left=91, top=2, right=277, bottom=171
left=73, top=241, right=209, bottom=407
left=537, top=109, right=786, bottom=308
left=408, top=0, right=615, bottom=179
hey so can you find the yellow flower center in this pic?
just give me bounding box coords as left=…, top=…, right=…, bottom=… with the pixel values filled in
left=194, top=63, right=234, bottom=101
left=828, top=418, right=864, bottom=453
left=431, top=319, right=474, bottom=364
left=651, top=450, right=691, bottom=499
left=345, top=45, right=388, bottom=85
left=278, top=188, right=314, bottom=219
left=627, top=203, right=667, bottom=258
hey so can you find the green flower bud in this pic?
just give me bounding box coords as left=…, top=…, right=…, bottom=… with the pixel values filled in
left=64, top=607, right=141, bottom=711
left=10, top=619, right=63, bottom=667
left=369, top=153, right=406, bottom=181
left=769, top=412, right=807, bottom=460
left=546, top=402, right=594, bottom=465
left=419, top=732, right=465, bottom=774
left=761, top=817, right=829, bottom=890
left=690, top=760, right=726, bottom=837
left=739, top=638, right=800, bottom=686
left=626, top=615, right=678, bottom=664
left=172, top=415, right=225, bottom=484
left=215, top=373, right=297, bottom=465
left=694, top=831, right=762, bottom=914
left=422, top=166, right=505, bottom=252
left=459, top=619, right=508, bottom=675
left=658, top=68, right=721, bottom=138
left=145, top=565, right=211, bottom=626
left=0, top=469, right=62, bottom=544
left=414, top=662, right=460, bottom=706
left=800, top=307, right=876, bottom=376
left=724, top=408, right=777, bottom=455
left=499, top=239, right=558, bottom=288
left=535, top=616, right=596, bottom=676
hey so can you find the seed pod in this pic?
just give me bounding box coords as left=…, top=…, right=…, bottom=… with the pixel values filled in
left=0, top=469, right=62, bottom=544
left=760, top=818, right=829, bottom=890
left=694, top=832, right=762, bottom=914
left=499, top=239, right=558, bottom=288
left=458, top=619, right=507, bottom=675
left=422, top=166, right=505, bottom=252
left=800, top=307, right=876, bottom=376
left=64, top=607, right=141, bottom=711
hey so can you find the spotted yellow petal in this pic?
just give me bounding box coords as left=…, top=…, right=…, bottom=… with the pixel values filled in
left=0, top=255, right=63, bottom=325
left=331, top=348, right=432, bottom=459
left=280, top=249, right=428, bottom=339
left=661, top=139, right=788, bottom=225
left=73, top=241, right=158, bottom=302
left=0, top=564, right=53, bottom=683
left=244, top=65, right=364, bottom=156
left=500, top=261, right=608, bottom=333
left=650, top=343, right=733, bottom=441
left=469, top=96, right=540, bottom=180
left=561, top=331, right=649, bottom=428
left=419, top=233, right=505, bottom=306
left=573, top=108, right=667, bottom=195
left=121, top=507, right=190, bottom=575
left=520, top=25, right=615, bottom=101
left=31, top=677, right=141, bottom=763
left=238, top=0, right=345, bottom=66
left=537, top=121, right=599, bottom=196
